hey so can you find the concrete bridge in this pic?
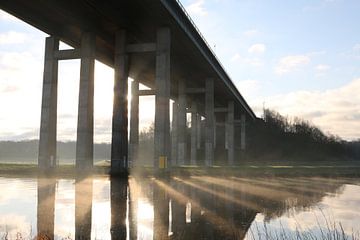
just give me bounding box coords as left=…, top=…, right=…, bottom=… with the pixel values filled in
left=0, top=0, right=256, bottom=173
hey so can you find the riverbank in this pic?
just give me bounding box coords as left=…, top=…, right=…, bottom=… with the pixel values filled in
left=1, top=161, right=360, bottom=178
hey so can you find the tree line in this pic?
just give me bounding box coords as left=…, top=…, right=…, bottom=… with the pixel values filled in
left=246, top=109, right=360, bottom=162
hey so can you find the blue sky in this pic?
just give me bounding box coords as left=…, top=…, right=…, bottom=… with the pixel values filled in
left=0, top=0, right=360, bottom=141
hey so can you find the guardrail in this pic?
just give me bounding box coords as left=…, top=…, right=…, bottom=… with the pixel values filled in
left=174, top=0, right=227, bottom=72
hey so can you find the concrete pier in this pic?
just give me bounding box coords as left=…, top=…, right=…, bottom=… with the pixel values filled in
left=129, top=79, right=139, bottom=167
left=227, top=101, right=235, bottom=165
left=76, top=32, right=95, bottom=170
left=171, top=101, right=178, bottom=166
left=177, top=79, right=187, bottom=166
left=197, top=114, right=202, bottom=150
left=154, top=27, right=171, bottom=168
left=241, top=114, right=246, bottom=150
left=205, top=78, right=214, bottom=166
left=38, top=37, right=59, bottom=169
left=111, top=30, right=129, bottom=173
left=190, top=102, right=198, bottom=165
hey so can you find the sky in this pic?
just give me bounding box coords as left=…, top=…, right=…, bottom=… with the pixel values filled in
left=0, top=0, right=360, bottom=142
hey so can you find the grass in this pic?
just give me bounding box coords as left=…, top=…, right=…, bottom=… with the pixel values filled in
left=245, top=220, right=360, bottom=240
left=1, top=160, right=360, bottom=178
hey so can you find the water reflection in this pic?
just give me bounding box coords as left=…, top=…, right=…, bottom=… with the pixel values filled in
left=110, top=177, right=127, bottom=239
left=0, top=176, right=359, bottom=239
left=37, top=177, right=56, bottom=239
left=75, top=177, right=93, bottom=239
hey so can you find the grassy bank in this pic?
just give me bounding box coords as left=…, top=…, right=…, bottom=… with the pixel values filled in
left=1, top=161, right=360, bottom=178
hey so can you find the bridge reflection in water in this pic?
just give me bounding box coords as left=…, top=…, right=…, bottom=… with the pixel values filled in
left=33, top=175, right=351, bottom=239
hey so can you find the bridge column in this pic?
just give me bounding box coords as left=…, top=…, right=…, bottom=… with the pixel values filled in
left=227, top=101, right=235, bottom=165
left=129, top=79, right=139, bottom=167
left=190, top=101, right=198, bottom=165
left=241, top=114, right=246, bottom=150
left=177, top=79, right=187, bottom=166
left=154, top=27, right=171, bottom=168
left=111, top=30, right=129, bottom=173
left=38, top=36, right=59, bottom=169
left=205, top=78, right=214, bottom=166
left=76, top=32, right=95, bottom=170
left=197, top=114, right=202, bottom=150
left=171, top=101, right=178, bottom=166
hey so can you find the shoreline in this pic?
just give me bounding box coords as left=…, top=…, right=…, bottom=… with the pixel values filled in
left=1, top=162, right=360, bottom=178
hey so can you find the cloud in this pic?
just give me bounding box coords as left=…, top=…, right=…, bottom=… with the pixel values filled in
left=248, top=43, right=266, bottom=54
left=236, top=80, right=260, bottom=100
left=0, top=10, right=20, bottom=22
left=243, top=29, right=260, bottom=37
left=315, top=64, right=330, bottom=72
left=0, top=85, right=20, bottom=93
left=353, top=44, right=360, bottom=52
left=252, top=78, right=360, bottom=140
left=236, top=79, right=259, bottom=93
left=275, top=55, right=310, bottom=75
left=186, top=0, right=208, bottom=16
left=0, top=31, right=27, bottom=44
left=231, top=53, right=263, bottom=67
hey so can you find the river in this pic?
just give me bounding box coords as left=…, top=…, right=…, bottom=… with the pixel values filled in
left=0, top=175, right=359, bottom=239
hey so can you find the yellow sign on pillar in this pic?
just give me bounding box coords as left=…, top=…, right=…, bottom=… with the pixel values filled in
left=159, top=156, right=167, bottom=169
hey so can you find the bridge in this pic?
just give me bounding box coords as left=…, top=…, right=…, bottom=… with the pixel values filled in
left=0, top=0, right=256, bottom=173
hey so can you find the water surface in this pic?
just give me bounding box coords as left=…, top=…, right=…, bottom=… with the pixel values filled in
left=0, top=175, right=360, bottom=239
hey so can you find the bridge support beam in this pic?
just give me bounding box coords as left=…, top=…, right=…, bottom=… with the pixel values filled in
left=76, top=32, right=95, bottom=170
left=241, top=114, right=246, bottom=150
left=205, top=78, right=214, bottom=166
left=111, top=30, right=129, bottom=173
left=190, top=102, right=198, bottom=165
left=154, top=27, right=171, bottom=168
left=177, top=79, right=187, bottom=166
left=129, top=79, right=139, bottom=167
left=38, top=36, right=59, bottom=169
left=171, top=101, right=178, bottom=166
left=226, top=101, right=235, bottom=165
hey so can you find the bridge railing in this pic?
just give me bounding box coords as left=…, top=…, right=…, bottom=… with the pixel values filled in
left=174, top=0, right=227, bottom=74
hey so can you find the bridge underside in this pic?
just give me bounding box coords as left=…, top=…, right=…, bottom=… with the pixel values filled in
left=0, top=0, right=256, bottom=172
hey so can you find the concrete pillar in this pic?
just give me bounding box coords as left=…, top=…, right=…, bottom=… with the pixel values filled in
left=227, top=101, right=235, bottom=165
left=129, top=79, right=139, bottom=167
left=177, top=79, right=187, bottom=166
left=111, top=30, right=129, bottom=173
left=171, top=101, right=178, bottom=166
left=76, top=32, right=95, bottom=170
left=213, top=118, right=217, bottom=148
left=38, top=36, right=59, bottom=169
left=154, top=27, right=171, bottom=168
left=190, top=102, right=197, bottom=165
left=205, top=78, right=214, bottom=166
left=241, top=114, right=246, bottom=150
left=196, top=114, right=201, bottom=150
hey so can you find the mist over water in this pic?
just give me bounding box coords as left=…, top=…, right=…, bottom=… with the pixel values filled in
left=1, top=176, right=360, bottom=239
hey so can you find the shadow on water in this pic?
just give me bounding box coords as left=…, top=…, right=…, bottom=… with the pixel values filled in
left=6, top=174, right=358, bottom=239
